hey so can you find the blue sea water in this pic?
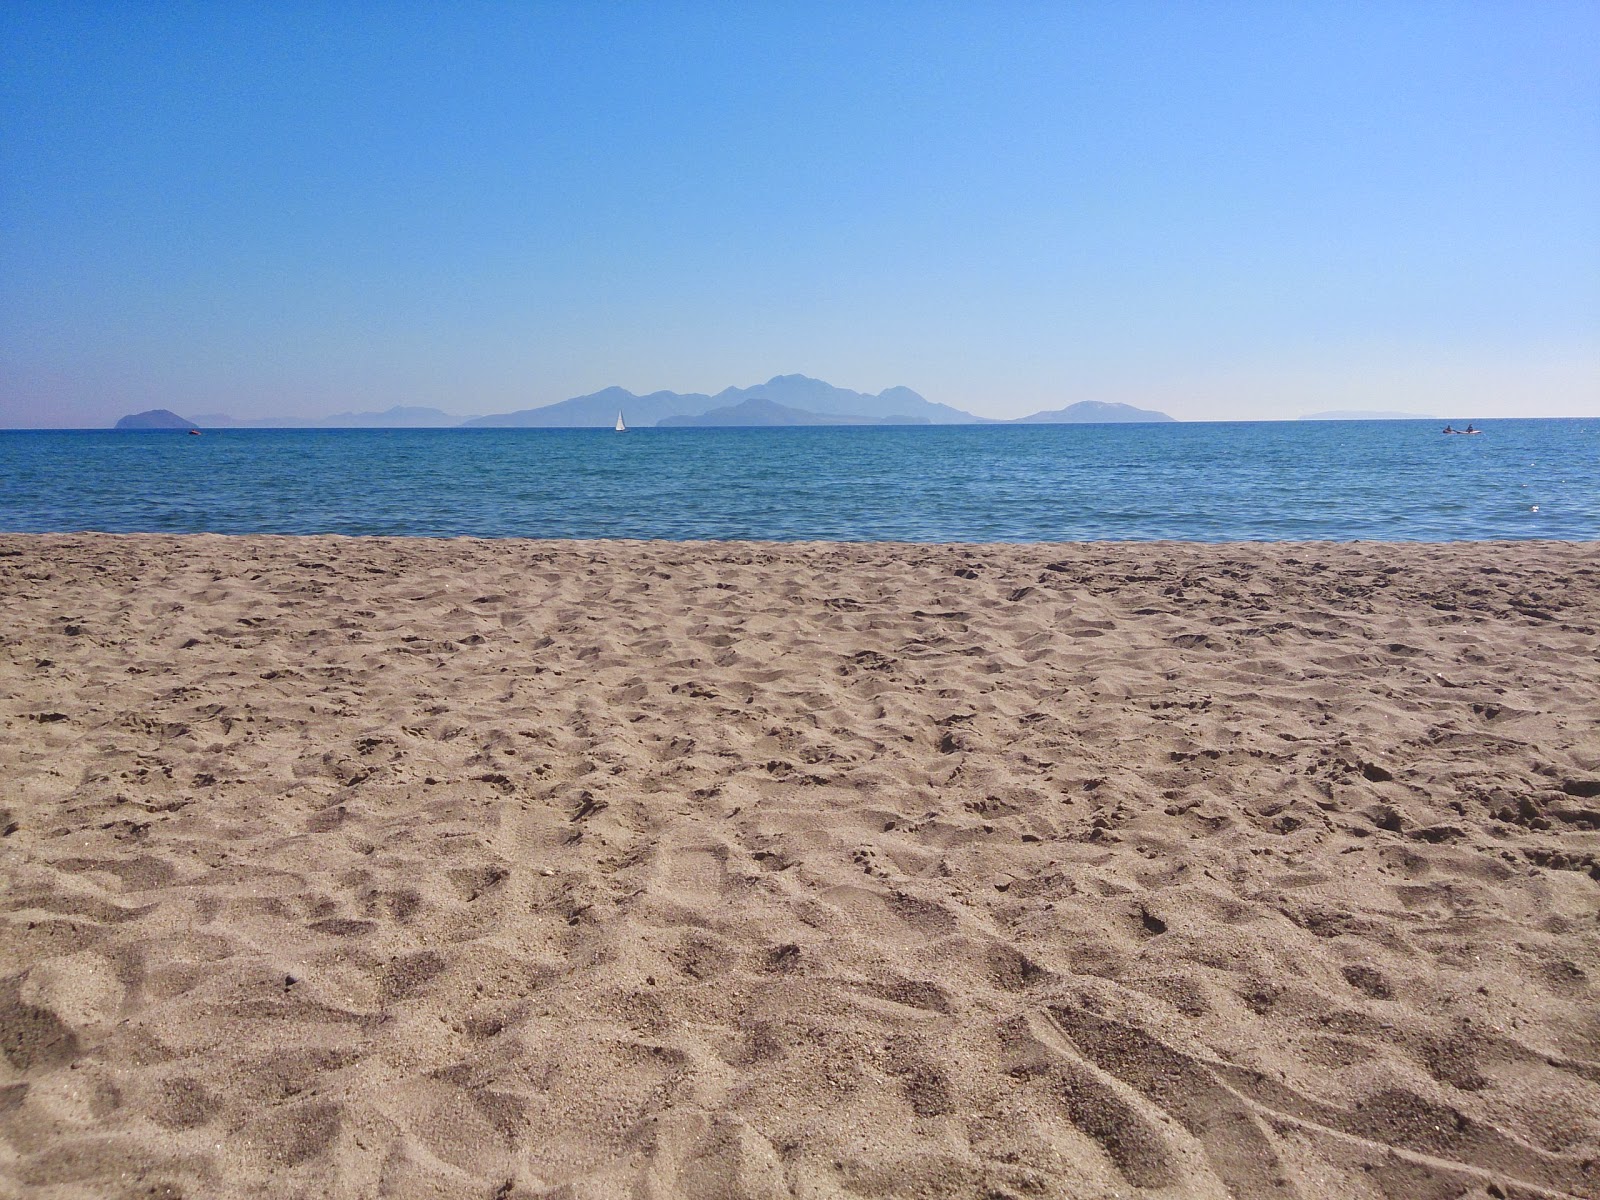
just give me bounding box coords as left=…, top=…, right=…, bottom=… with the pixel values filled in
left=1, top=420, right=1595, bottom=542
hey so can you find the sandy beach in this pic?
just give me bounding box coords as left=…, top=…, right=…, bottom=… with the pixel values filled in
left=2, top=533, right=1597, bottom=1199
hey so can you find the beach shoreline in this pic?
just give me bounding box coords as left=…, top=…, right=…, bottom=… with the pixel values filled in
left=3, top=533, right=1597, bottom=1198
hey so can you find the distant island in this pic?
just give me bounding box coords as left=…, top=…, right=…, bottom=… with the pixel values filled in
left=115, top=375, right=1177, bottom=429
left=1300, top=410, right=1440, bottom=421
left=114, top=409, right=195, bottom=430
left=1011, top=401, right=1174, bottom=424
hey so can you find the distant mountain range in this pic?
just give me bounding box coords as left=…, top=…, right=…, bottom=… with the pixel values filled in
left=458, top=375, right=982, bottom=427
left=114, top=376, right=1177, bottom=429
left=660, top=398, right=917, bottom=427
left=190, top=405, right=464, bottom=428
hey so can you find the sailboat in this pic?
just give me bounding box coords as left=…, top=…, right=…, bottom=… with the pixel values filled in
left=614, top=411, right=627, bottom=432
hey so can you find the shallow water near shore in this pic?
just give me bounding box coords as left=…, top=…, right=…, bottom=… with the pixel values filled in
left=3, top=418, right=1596, bottom=541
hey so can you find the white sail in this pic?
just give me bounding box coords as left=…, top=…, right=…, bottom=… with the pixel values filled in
left=615, top=411, right=627, bottom=432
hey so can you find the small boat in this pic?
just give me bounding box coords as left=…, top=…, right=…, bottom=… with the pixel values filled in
left=614, top=411, right=627, bottom=432
left=187, top=429, right=201, bottom=436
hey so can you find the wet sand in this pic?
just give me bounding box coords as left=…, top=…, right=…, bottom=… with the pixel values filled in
left=2, top=534, right=1597, bottom=1199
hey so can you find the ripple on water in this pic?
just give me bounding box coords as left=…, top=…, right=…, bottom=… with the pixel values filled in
left=1, top=420, right=1596, bottom=541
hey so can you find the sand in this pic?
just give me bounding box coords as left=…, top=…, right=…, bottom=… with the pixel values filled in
left=1, top=533, right=1597, bottom=1200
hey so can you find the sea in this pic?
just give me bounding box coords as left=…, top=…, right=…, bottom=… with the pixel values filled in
left=1, top=420, right=1595, bottom=542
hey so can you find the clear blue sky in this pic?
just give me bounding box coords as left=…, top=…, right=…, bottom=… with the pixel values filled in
left=2, top=1, right=1596, bottom=425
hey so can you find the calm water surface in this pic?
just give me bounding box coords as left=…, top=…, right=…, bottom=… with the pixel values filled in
left=1, top=420, right=1595, bottom=542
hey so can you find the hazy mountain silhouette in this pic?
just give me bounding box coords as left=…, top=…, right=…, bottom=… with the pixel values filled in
left=1010, top=401, right=1173, bottom=423
left=466, top=375, right=979, bottom=427
left=658, top=398, right=922, bottom=427
left=114, top=409, right=194, bottom=429
left=121, top=379, right=1179, bottom=431
left=459, top=386, right=710, bottom=428
left=704, top=375, right=979, bottom=423
left=190, top=406, right=463, bottom=428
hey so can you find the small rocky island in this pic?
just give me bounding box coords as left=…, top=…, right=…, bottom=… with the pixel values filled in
left=114, top=409, right=196, bottom=429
